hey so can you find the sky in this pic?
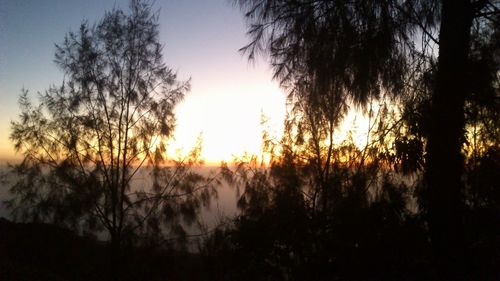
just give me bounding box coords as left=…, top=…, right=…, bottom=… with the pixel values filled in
left=0, top=0, right=288, bottom=164
left=0, top=0, right=369, bottom=164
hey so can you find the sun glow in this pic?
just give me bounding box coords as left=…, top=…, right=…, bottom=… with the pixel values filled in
left=166, top=82, right=380, bottom=165
left=167, top=82, right=286, bottom=165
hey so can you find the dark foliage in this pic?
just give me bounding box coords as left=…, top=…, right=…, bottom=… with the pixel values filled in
left=233, top=0, right=499, bottom=280
left=3, top=0, right=499, bottom=280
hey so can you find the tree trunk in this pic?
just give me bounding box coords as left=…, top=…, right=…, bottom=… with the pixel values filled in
left=426, top=0, right=472, bottom=280
left=111, top=231, right=122, bottom=281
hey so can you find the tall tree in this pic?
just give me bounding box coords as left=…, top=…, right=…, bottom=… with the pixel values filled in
left=425, top=1, right=472, bottom=279
left=8, top=1, right=215, bottom=280
left=236, top=0, right=499, bottom=279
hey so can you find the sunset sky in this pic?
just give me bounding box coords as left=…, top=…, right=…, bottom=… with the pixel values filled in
left=0, top=0, right=368, bottom=164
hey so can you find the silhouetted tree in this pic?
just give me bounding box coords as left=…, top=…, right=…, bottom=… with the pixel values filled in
left=7, top=1, right=215, bottom=280
left=236, top=0, right=499, bottom=279
left=212, top=144, right=434, bottom=281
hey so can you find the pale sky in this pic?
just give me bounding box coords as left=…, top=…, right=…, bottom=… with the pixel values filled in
left=0, top=0, right=286, bottom=164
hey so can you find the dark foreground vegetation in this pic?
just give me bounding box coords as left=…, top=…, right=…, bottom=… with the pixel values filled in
left=1, top=163, right=499, bottom=281
left=202, top=153, right=500, bottom=281
left=3, top=0, right=499, bottom=280
left=0, top=218, right=206, bottom=281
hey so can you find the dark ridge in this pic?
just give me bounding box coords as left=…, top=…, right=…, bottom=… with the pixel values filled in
left=0, top=218, right=206, bottom=281
left=0, top=217, right=107, bottom=281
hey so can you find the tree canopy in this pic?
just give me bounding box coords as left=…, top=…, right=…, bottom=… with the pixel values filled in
left=7, top=1, right=216, bottom=279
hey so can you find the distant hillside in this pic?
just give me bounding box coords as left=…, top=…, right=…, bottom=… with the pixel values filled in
left=0, top=217, right=108, bottom=280
left=0, top=218, right=207, bottom=281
